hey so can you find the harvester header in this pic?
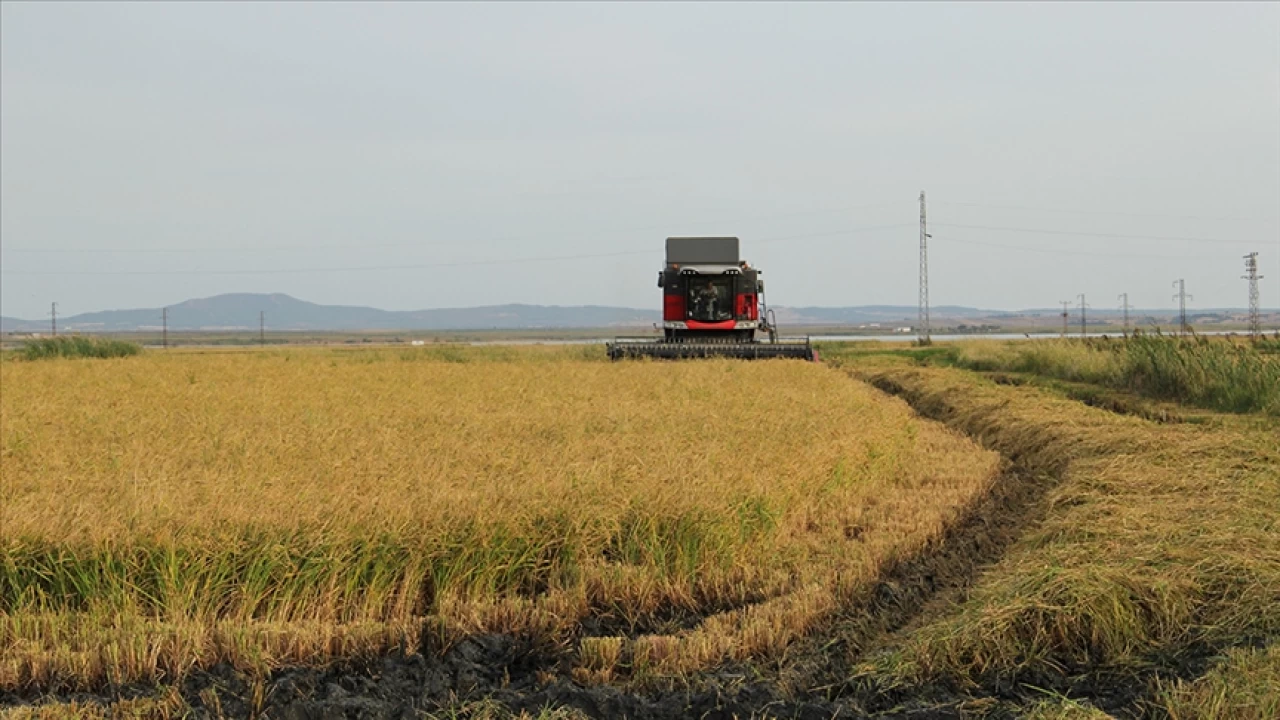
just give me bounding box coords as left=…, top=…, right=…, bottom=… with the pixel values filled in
left=607, top=237, right=815, bottom=361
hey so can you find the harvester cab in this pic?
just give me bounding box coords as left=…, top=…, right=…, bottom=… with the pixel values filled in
left=608, top=237, right=815, bottom=361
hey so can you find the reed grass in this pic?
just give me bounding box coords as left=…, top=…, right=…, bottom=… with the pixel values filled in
left=0, top=346, right=999, bottom=691
left=16, top=336, right=141, bottom=361
left=948, top=332, right=1280, bottom=415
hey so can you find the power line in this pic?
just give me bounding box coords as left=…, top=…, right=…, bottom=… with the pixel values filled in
left=0, top=201, right=911, bottom=255
left=1059, top=300, right=1072, bottom=338
left=1119, top=293, right=1132, bottom=334
left=0, top=223, right=916, bottom=277
left=932, top=200, right=1275, bottom=224
left=756, top=223, right=913, bottom=246
left=1078, top=293, right=1090, bottom=337
left=12, top=215, right=1258, bottom=258
left=7, top=249, right=655, bottom=277
left=17, top=218, right=1219, bottom=278
left=931, top=222, right=1267, bottom=246
left=942, top=236, right=1219, bottom=260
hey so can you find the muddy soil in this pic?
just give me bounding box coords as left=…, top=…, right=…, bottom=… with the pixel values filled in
left=8, top=632, right=981, bottom=720
left=8, top=609, right=1224, bottom=719
left=179, top=638, right=970, bottom=720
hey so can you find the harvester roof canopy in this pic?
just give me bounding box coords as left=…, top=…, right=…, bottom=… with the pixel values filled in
left=666, top=236, right=739, bottom=265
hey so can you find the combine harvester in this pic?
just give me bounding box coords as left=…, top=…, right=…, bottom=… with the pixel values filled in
left=608, top=237, right=816, bottom=361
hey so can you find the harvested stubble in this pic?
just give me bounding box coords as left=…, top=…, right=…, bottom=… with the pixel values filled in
left=1020, top=698, right=1114, bottom=720
left=0, top=346, right=999, bottom=691
left=1158, top=643, right=1280, bottom=720
left=844, top=362, right=1280, bottom=705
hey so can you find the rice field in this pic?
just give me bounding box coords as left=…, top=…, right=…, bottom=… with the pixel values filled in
left=0, top=346, right=1000, bottom=692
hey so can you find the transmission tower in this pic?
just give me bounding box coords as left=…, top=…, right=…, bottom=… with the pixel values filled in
left=1172, top=279, right=1192, bottom=337
left=1059, top=300, right=1072, bottom=338
left=1118, top=293, right=1132, bottom=334
left=1077, top=293, right=1090, bottom=337
left=162, top=308, right=168, bottom=349
left=260, top=311, right=266, bottom=346
left=50, top=302, right=57, bottom=337
left=1243, top=253, right=1263, bottom=340
left=918, top=191, right=931, bottom=345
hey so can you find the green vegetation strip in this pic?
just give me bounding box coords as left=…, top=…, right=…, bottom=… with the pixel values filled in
left=1, top=509, right=737, bottom=619
left=16, top=336, right=141, bottom=361
left=945, top=333, right=1280, bottom=416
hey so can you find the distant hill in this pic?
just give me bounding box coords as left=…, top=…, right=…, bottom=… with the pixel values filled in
left=0, top=294, right=659, bottom=332
left=1, top=294, right=1272, bottom=333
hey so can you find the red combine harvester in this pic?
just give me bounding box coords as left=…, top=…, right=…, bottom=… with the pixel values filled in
left=607, top=237, right=816, bottom=361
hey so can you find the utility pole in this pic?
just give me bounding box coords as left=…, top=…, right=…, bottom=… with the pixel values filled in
left=1243, top=253, right=1263, bottom=340
left=1077, top=294, right=1089, bottom=337
left=50, top=302, right=57, bottom=337
left=260, top=311, right=265, bottom=346
left=1059, top=300, right=1072, bottom=338
left=1118, top=293, right=1132, bottom=334
left=1172, top=279, right=1192, bottom=337
left=918, top=190, right=931, bottom=345
left=162, top=308, right=168, bottom=349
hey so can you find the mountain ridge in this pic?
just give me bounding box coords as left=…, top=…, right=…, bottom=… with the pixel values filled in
left=1, top=293, right=1272, bottom=332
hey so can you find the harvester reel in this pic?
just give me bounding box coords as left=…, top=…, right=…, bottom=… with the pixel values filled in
left=606, top=336, right=815, bottom=361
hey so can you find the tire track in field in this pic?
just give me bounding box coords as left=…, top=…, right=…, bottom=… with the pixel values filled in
left=770, top=367, right=1072, bottom=713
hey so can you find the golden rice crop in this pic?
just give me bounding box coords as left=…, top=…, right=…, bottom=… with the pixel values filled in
left=0, top=346, right=999, bottom=691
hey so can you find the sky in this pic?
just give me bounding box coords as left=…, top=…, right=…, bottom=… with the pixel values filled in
left=2, top=2, right=1278, bottom=320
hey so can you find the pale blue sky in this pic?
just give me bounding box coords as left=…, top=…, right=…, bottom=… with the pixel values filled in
left=2, top=2, right=1277, bottom=319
